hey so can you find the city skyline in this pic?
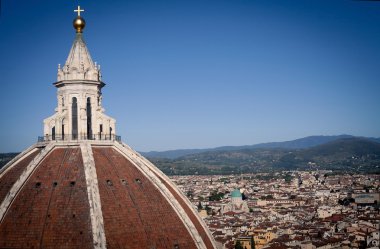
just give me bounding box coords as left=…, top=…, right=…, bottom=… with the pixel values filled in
left=1, top=0, right=380, bottom=153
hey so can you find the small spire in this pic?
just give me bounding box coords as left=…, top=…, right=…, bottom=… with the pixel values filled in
left=57, top=5, right=101, bottom=82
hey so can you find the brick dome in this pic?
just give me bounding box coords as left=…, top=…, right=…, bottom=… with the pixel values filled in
left=0, top=141, right=217, bottom=249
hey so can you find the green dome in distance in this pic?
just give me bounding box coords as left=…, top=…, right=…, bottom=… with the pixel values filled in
left=231, top=189, right=242, bottom=198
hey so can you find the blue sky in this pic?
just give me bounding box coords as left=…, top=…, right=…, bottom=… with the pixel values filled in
left=0, top=0, right=380, bottom=153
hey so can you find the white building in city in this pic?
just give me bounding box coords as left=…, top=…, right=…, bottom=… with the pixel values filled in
left=221, top=189, right=249, bottom=214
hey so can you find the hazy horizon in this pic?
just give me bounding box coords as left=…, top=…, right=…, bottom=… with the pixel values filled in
left=1, top=134, right=379, bottom=154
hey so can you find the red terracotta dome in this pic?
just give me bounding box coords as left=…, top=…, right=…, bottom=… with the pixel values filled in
left=0, top=142, right=216, bottom=249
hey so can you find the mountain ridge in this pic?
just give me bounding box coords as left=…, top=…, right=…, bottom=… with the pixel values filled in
left=141, top=135, right=380, bottom=159
left=148, top=137, right=380, bottom=175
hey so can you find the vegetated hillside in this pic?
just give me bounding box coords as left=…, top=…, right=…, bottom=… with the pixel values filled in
left=275, top=138, right=380, bottom=171
left=140, top=149, right=209, bottom=159
left=142, top=135, right=379, bottom=159
left=242, top=134, right=356, bottom=149
left=304, top=137, right=380, bottom=157
left=372, top=137, right=380, bottom=143
left=148, top=148, right=290, bottom=175
left=149, top=138, right=380, bottom=175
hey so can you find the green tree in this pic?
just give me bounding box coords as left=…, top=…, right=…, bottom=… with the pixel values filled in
left=235, top=241, right=243, bottom=249
left=284, top=174, right=292, bottom=183
left=197, top=202, right=203, bottom=211
left=209, top=192, right=225, bottom=201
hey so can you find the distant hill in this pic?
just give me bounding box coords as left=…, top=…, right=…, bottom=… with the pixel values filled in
left=301, top=137, right=380, bottom=158
left=142, top=135, right=379, bottom=159
left=274, top=137, right=380, bottom=170
left=148, top=137, right=380, bottom=175
left=140, top=149, right=209, bottom=159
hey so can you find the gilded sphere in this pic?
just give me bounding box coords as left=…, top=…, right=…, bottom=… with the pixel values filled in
left=73, top=16, right=86, bottom=33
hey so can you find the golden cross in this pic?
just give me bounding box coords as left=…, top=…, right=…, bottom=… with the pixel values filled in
left=74, top=6, right=84, bottom=17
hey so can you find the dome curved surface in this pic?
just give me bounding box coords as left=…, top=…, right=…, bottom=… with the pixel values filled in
left=0, top=141, right=217, bottom=249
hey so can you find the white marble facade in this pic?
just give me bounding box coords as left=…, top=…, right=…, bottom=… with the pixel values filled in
left=44, top=33, right=116, bottom=140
